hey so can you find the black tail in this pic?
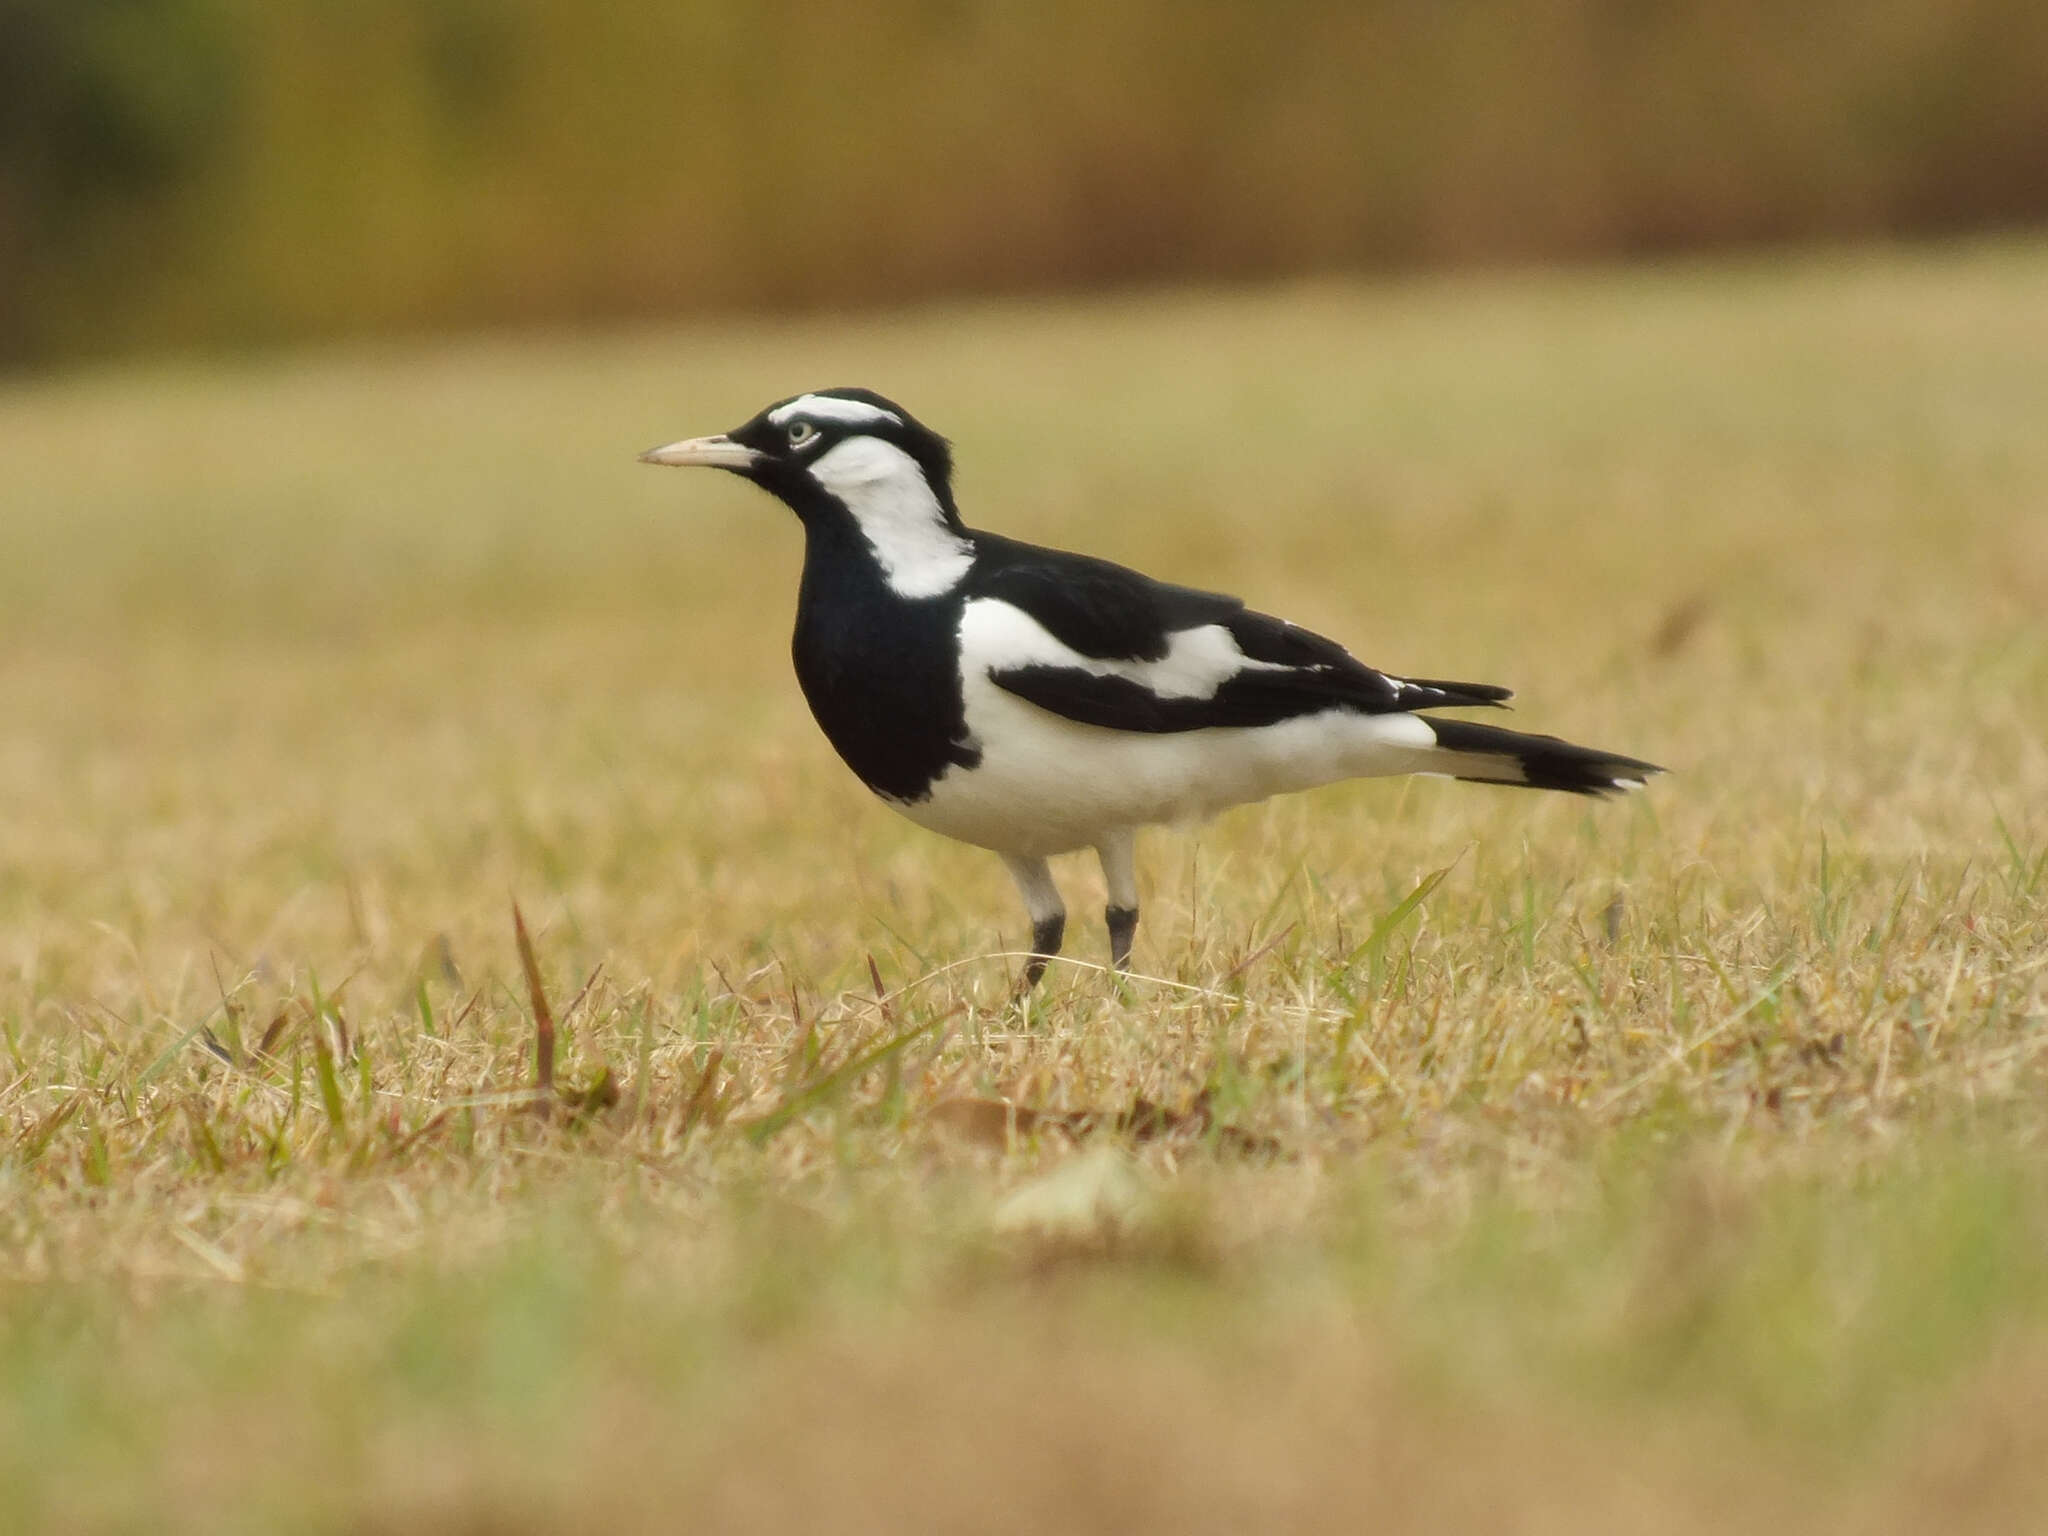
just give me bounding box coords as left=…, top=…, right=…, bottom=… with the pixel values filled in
left=1424, top=717, right=1663, bottom=796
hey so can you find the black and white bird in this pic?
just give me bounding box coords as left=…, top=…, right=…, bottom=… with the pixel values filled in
left=642, top=389, right=1660, bottom=984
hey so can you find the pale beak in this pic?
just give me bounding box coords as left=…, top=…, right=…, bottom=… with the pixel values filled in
left=637, top=433, right=761, bottom=469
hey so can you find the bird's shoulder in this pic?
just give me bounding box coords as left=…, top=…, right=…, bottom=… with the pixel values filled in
left=962, top=532, right=1245, bottom=662
left=964, top=531, right=1393, bottom=677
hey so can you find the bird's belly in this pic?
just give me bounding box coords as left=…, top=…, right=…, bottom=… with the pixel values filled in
left=886, top=686, right=1436, bottom=857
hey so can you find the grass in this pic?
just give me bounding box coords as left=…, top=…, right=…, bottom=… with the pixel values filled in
left=3, top=238, right=2048, bottom=1531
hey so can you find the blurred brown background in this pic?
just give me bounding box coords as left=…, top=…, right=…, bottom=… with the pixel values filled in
left=4, top=0, right=2046, bottom=364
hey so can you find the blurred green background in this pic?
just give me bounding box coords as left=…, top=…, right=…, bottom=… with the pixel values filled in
left=5, top=0, right=2046, bottom=363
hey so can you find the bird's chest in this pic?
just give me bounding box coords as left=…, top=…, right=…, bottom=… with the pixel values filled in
left=790, top=585, right=979, bottom=804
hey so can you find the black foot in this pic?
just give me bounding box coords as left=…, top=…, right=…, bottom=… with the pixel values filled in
left=1106, top=905, right=1139, bottom=971
left=1023, top=912, right=1066, bottom=987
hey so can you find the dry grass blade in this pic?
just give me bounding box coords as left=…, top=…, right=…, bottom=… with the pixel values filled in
left=512, top=902, right=556, bottom=1104
left=782, top=981, right=818, bottom=1087
left=748, top=1015, right=950, bottom=1146
left=183, top=1100, right=227, bottom=1173
left=255, top=1008, right=293, bottom=1058
left=1220, top=923, right=1298, bottom=985
left=679, top=1045, right=727, bottom=1139
left=14, top=1092, right=84, bottom=1162
left=867, top=953, right=892, bottom=1024
left=558, top=963, right=605, bottom=1031
left=387, top=1110, right=450, bottom=1159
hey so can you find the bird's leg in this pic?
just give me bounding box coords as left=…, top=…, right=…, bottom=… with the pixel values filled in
left=1096, top=829, right=1140, bottom=972
left=1002, top=854, right=1066, bottom=988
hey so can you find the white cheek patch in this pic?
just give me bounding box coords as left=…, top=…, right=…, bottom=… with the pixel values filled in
left=768, top=394, right=904, bottom=429
left=957, top=601, right=1290, bottom=701
left=809, top=437, right=973, bottom=599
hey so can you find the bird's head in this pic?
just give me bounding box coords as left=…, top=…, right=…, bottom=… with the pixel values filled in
left=640, top=388, right=960, bottom=528
left=641, top=389, right=974, bottom=596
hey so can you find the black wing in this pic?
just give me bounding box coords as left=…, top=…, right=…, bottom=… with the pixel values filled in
left=966, top=534, right=1510, bottom=735
left=967, top=533, right=1239, bottom=661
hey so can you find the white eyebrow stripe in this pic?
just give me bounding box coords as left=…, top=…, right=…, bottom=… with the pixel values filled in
left=768, top=394, right=903, bottom=428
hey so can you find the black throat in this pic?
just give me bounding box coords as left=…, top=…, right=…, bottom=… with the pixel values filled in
left=786, top=509, right=981, bottom=803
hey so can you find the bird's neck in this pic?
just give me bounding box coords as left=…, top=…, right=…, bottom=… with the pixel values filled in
left=787, top=514, right=981, bottom=804
left=796, top=441, right=974, bottom=600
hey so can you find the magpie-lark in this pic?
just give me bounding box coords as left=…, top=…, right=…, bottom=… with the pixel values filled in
left=643, top=389, right=1661, bottom=984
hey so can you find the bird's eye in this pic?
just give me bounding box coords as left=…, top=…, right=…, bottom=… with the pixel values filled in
left=786, top=421, right=818, bottom=447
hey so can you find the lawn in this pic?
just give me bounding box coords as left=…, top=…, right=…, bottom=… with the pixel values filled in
left=3, top=240, right=2046, bottom=1533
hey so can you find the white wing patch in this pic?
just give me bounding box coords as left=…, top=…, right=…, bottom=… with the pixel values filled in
left=808, top=437, right=973, bottom=598
left=769, top=394, right=904, bottom=429
left=958, top=599, right=1291, bottom=701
